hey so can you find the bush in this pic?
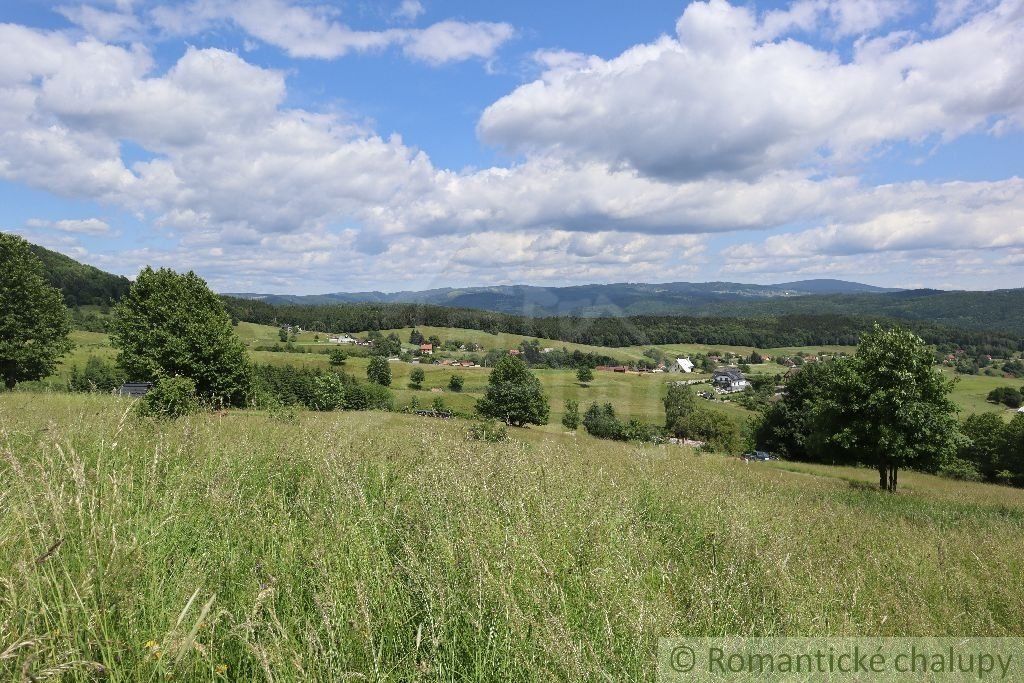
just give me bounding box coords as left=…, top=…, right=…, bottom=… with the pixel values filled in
left=137, top=377, right=200, bottom=419
left=328, top=348, right=347, bottom=366
left=344, top=382, right=394, bottom=411
left=476, top=355, right=549, bottom=427
left=448, top=374, right=464, bottom=392
left=69, top=356, right=125, bottom=393
left=620, top=419, right=665, bottom=444
left=673, top=407, right=741, bottom=453
left=938, top=456, right=983, bottom=482
left=410, top=367, right=425, bottom=389
left=561, top=399, right=580, bottom=430
left=310, top=373, right=347, bottom=411
left=468, top=420, right=508, bottom=443
left=583, top=403, right=623, bottom=440
left=987, top=386, right=1023, bottom=408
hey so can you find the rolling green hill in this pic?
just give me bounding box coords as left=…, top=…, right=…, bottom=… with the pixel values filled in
left=20, top=238, right=131, bottom=306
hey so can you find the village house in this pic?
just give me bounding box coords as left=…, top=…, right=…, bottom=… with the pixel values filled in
left=712, top=367, right=751, bottom=393
left=328, top=334, right=357, bottom=344
left=419, top=343, right=433, bottom=355
left=676, top=357, right=695, bottom=373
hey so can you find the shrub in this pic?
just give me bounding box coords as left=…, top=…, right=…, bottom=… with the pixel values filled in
left=137, top=377, right=200, bottom=419
left=987, top=386, right=1023, bottom=409
left=561, top=399, right=580, bottom=430
left=310, top=373, right=347, bottom=411
left=328, top=348, right=347, bottom=366
left=468, top=420, right=508, bottom=443
left=673, top=407, right=741, bottom=453
left=367, top=356, right=392, bottom=386
left=583, top=403, right=623, bottom=440
left=448, top=374, right=464, bottom=392
left=344, top=382, right=394, bottom=411
left=69, top=356, right=125, bottom=393
left=410, top=367, right=425, bottom=389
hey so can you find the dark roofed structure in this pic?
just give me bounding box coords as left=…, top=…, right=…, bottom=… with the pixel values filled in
left=118, top=382, right=153, bottom=398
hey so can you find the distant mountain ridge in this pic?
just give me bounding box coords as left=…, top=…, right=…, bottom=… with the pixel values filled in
left=227, top=279, right=902, bottom=316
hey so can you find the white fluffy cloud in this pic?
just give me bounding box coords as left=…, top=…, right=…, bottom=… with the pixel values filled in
left=4, top=0, right=1024, bottom=289
left=479, top=0, right=1024, bottom=181
left=147, top=0, right=513, bottom=64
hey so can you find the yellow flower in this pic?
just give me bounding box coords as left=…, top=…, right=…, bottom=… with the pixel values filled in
left=215, top=664, right=228, bottom=674
left=144, top=640, right=159, bottom=650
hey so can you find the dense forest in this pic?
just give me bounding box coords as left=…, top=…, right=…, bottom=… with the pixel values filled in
left=27, top=241, right=131, bottom=306
left=221, top=297, right=1024, bottom=356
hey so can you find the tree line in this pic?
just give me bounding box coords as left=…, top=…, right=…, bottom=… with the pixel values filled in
left=220, top=296, right=1023, bottom=356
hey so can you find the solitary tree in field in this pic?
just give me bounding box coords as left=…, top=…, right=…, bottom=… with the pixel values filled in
left=663, top=383, right=698, bottom=430
left=410, top=367, right=425, bottom=389
left=0, top=233, right=72, bottom=389
left=576, top=366, right=594, bottom=386
left=328, top=348, right=347, bottom=367
left=111, top=267, right=251, bottom=406
left=367, top=356, right=392, bottom=386
left=813, top=325, right=959, bottom=492
left=562, top=399, right=580, bottom=430
left=448, top=374, right=464, bottom=392
left=476, top=354, right=549, bottom=426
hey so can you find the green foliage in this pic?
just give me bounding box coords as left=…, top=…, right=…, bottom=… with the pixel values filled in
left=367, top=356, right=392, bottom=386
left=328, top=348, right=348, bottom=366
left=278, top=329, right=289, bottom=343
left=620, top=419, right=665, bottom=444
left=342, top=381, right=395, bottom=411
left=576, top=366, right=594, bottom=385
left=583, top=403, right=622, bottom=440
left=0, top=233, right=73, bottom=389
left=987, top=386, right=1023, bottom=408
left=561, top=399, right=580, bottom=430
left=431, top=397, right=447, bottom=414
left=409, top=367, right=425, bottom=389
left=310, top=373, right=347, bottom=411
left=475, top=355, right=549, bottom=427
left=137, top=376, right=200, bottom=419
left=25, top=240, right=131, bottom=306
left=1003, top=360, right=1024, bottom=378
left=468, top=419, right=508, bottom=442
left=663, top=383, right=698, bottom=429
left=371, top=333, right=402, bottom=357
left=758, top=325, right=960, bottom=491
left=448, top=374, right=464, bottom=392
left=409, top=329, right=424, bottom=344
left=69, top=356, right=125, bottom=393
left=222, top=294, right=1024, bottom=355
left=111, top=267, right=251, bottom=406
left=673, top=407, right=740, bottom=453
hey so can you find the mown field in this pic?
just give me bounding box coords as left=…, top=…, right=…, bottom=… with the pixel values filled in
left=2, top=393, right=1024, bottom=681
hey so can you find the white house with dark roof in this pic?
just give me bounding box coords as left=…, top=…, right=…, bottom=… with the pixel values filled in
left=676, top=358, right=695, bottom=373
left=712, top=367, right=751, bottom=393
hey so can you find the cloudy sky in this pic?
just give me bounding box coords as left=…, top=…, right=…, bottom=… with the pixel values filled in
left=3, top=0, right=1023, bottom=293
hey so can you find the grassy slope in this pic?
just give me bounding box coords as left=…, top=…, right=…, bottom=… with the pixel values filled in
left=3, top=393, right=1024, bottom=680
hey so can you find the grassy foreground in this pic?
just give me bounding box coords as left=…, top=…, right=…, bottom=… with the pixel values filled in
left=3, top=394, right=1024, bottom=680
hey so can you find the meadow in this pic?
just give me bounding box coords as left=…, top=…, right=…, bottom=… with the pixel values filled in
left=47, top=324, right=1022, bottom=430
left=3, top=392, right=1024, bottom=681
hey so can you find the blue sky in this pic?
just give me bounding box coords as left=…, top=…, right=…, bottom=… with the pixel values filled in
left=2, top=0, right=1023, bottom=293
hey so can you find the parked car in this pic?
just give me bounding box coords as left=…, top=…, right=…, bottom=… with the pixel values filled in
left=742, top=450, right=775, bottom=461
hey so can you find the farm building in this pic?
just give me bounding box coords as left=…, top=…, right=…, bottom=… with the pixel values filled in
left=676, top=358, right=695, bottom=373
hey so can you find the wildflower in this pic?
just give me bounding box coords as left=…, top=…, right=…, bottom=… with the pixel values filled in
left=215, top=664, right=228, bottom=674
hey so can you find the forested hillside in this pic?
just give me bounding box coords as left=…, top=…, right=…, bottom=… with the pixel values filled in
left=221, top=297, right=1023, bottom=356
left=25, top=240, right=131, bottom=306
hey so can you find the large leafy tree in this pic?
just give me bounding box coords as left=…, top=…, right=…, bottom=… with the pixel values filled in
left=476, top=354, right=549, bottom=427
left=0, top=233, right=72, bottom=389
left=111, top=267, right=251, bottom=406
left=815, top=325, right=959, bottom=491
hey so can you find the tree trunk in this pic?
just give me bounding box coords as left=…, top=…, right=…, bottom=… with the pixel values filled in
left=4, top=377, right=15, bottom=391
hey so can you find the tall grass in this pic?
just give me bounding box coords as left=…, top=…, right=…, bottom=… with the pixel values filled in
left=3, top=393, right=1023, bottom=680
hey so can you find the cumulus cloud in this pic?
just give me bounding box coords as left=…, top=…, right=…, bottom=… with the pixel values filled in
left=479, top=0, right=1024, bottom=181
left=149, top=0, right=513, bottom=64
left=2, top=1, right=1023, bottom=289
